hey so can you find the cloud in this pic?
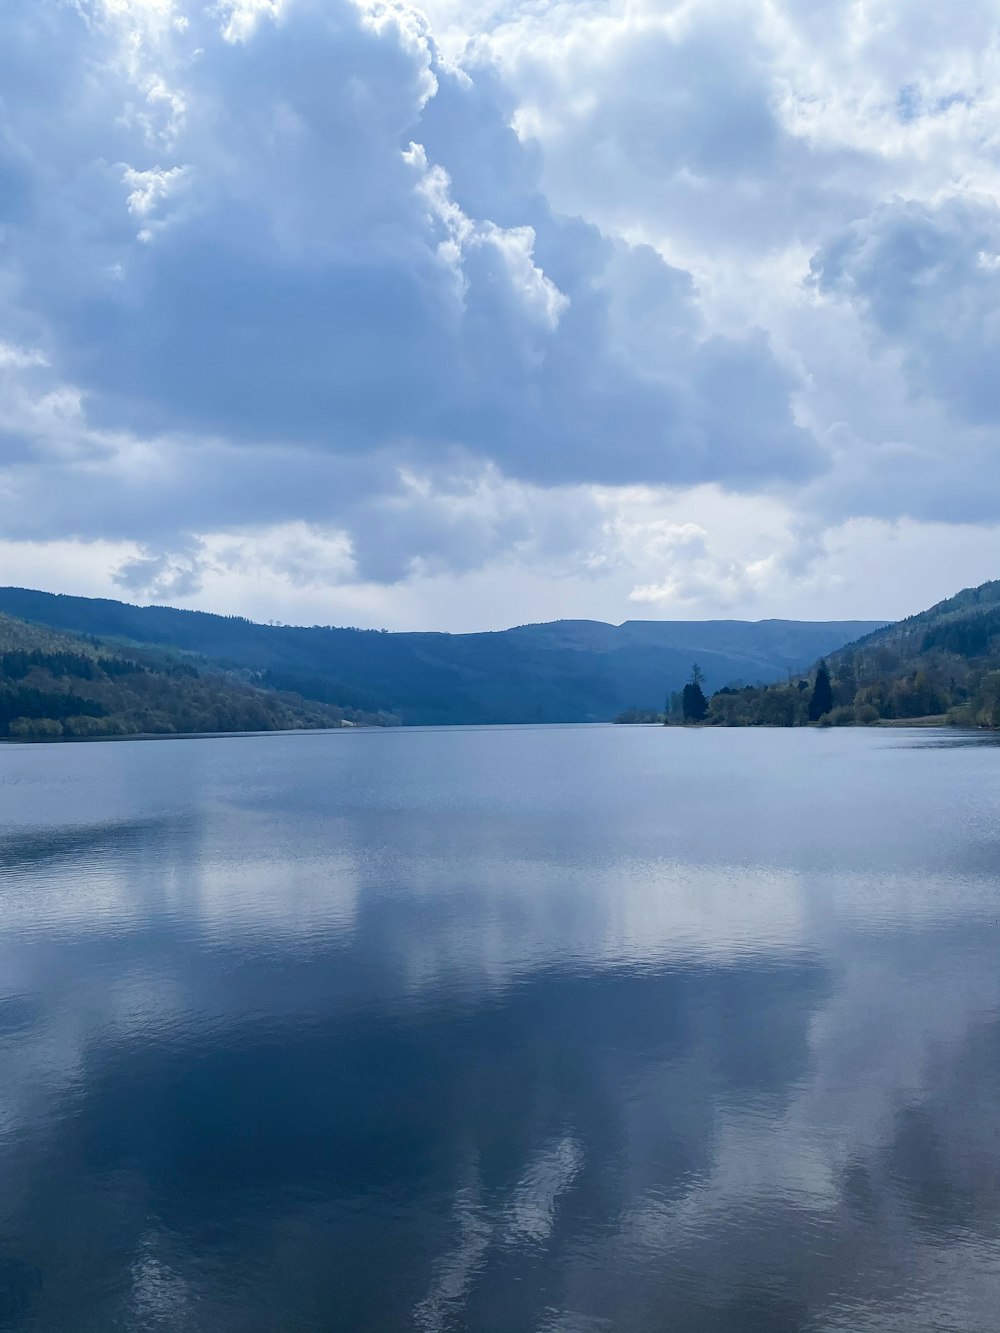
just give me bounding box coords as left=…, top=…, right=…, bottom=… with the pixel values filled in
left=0, top=0, right=999, bottom=625
left=0, top=0, right=815, bottom=568
left=114, top=545, right=205, bottom=599
left=812, top=195, right=1000, bottom=424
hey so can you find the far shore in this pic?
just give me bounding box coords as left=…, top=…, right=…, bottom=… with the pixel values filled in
left=4, top=715, right=982, bottom=744
left=0, top=725, right=383, bottom=746
left=618, top=714, right=958, bottom=729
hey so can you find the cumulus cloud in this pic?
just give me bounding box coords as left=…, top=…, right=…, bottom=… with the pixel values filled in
left=0, top=0, right=999, bottom=625
left=813, top=196, right=1000, bottom=424
left=0, top=1, right=812, bottom=547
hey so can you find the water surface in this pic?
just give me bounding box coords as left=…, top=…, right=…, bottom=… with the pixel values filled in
left=1, top=726, right=998, bottom=1331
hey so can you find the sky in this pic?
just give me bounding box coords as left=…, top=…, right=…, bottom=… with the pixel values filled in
left=1, top=0, right=1000, bottom=631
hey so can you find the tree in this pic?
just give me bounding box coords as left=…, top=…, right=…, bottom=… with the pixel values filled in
left=9, top=716, right=63, bottom=738
left=682, top=666, right=708, bottom=722
left=808, top=661, right=834, bottom=722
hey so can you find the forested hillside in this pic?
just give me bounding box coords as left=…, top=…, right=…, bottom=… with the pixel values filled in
left=704, top=579, right=1000, bottom=727
left=0, top=588, right=881, bottom=724
left=0, top=615, right=397, bottom=739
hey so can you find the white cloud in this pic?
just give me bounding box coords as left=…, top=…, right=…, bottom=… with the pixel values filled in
left=216, top=0, right=285, bottom=44
left=406, top=142, right=569, bottom=327
left=0, top=343, right=48, bottom=370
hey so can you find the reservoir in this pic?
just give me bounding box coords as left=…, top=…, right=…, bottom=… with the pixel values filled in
left=1, top=725, right=998, bottom=1331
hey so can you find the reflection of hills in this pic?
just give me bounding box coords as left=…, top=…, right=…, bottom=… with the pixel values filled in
left=0, top=951, right=827, bottom=1332
left=0, top=816, right=184, bottom=873
left=5, top=912, right=1000, bottom=1332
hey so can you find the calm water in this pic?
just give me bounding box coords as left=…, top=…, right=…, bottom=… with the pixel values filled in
left=1, top=725, right=999, bottom=1332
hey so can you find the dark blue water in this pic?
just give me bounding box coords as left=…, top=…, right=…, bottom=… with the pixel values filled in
left=1, top=725, right=999, bottom=1332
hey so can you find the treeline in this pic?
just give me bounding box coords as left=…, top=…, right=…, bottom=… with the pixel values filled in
left=616, top=582, right=1000, bottom=728
left=701, top=603, right=1000, bottom=728
left=1, top=648, right=144, bottom=681
left=0, top=617, right=399, bottom=739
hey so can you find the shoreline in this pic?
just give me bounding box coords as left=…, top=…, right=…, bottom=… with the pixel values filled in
left=4, top=716, right=985, bottom=744
left=0, top=725, right=384, bottom=746
left=617, top=715, right=961, bottom=729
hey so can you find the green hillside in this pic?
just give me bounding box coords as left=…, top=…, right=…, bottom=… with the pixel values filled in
left=0, top=614, right=397, bottom=739
left=0, top=588, right=882, bottom=725
left=704, top=579, right=1000, bottom=727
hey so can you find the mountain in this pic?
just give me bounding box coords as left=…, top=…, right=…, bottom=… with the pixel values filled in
left=705, top=578, right=1000, bottom=726
left=0, top=587, right=883, bottom=725
left=0, top=613, right=398, bottom=739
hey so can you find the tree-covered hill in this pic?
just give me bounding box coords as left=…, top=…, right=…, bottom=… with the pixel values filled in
left=0, top=587, right=882, bottom=725
left=704, top=579, right=1000, bottom=727
left=0, top=614, right=398, bottom=739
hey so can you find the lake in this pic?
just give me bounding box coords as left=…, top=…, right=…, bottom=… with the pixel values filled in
left=1, top=725, right=998, bottom=1332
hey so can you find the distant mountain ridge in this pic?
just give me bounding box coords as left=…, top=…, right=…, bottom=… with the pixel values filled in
left=0, top=587, right=884, bottom=725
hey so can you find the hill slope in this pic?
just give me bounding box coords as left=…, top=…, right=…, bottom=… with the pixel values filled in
left=706, top=578, right=1000, bottom=726
left=0, top=588, right=882, bottom=725
left=0, top=614, right=397, bottom=739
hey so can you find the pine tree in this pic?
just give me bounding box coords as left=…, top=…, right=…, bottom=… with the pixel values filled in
left=682, top=665, right=709, bottom=722
left=808, top=661, right=833, bottom=721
